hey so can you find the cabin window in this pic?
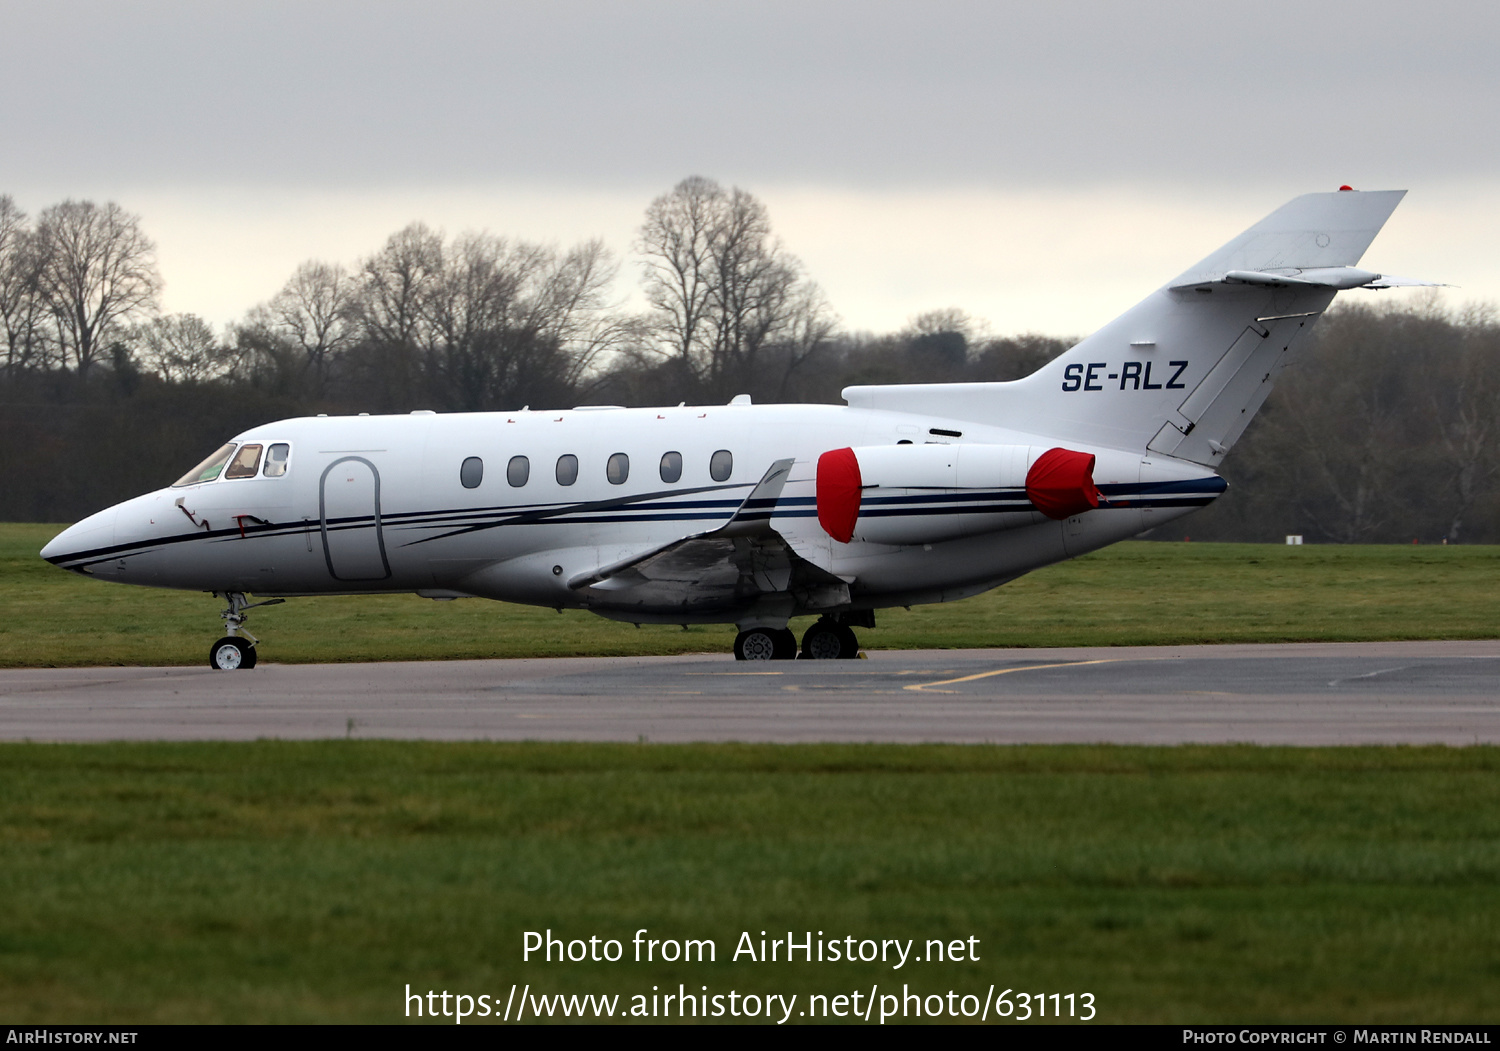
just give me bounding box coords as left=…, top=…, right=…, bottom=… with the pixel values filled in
left=710, top=449, right=733, bottom=482
left=224, top=444, right=264, bottom=480
left=607, top=452, right=630, bottom=485
left=172, top=443, right=237, bottom=487
left=507, top=455, right=530, bottom=487
left=659, top=450, right=682, bottom=483
left=556, top=454, right=578, bottom=486
left=460, top=456, right=484, bottom=489
left=263, top=444, right=290, bottom=477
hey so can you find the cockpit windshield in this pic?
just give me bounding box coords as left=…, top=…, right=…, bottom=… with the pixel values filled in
left=172, top=443, right=237, bottom=487
left=224, top=444, right=263, bottom=479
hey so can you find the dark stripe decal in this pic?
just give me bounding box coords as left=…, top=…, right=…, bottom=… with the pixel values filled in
left=44, top=475, right=1226, bottom=568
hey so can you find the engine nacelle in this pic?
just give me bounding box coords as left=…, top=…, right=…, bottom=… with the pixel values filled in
left=816, top=443, right=1101, bottom=546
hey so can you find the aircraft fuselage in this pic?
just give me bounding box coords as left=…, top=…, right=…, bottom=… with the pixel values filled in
left=41, top=402, right=1221, bottom=625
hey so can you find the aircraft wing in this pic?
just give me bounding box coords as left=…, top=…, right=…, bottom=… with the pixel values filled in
left=568, top=458, right=852, bottom=613
left=567, top=458, right=793, bottom=589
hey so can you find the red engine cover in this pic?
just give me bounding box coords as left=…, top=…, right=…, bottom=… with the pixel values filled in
left=1026, top=447, right=1101, bottom=520
left=816, top=447, right=862, bottom=543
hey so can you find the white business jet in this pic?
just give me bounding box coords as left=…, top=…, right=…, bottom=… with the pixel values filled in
left=42, top=189, right=1430, bottom=667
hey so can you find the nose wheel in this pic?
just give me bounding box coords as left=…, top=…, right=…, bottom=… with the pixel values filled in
left=207, top=591, right=283, bottom=670
left=210, top=636, right=256, bottom=670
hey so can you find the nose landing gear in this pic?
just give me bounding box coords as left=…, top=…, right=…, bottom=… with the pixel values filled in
left=207, top=591, right=284, bottom=670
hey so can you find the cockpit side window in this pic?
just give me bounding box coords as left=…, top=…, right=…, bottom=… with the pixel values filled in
left=224, top=444, right=264, bottom=479
left=172, top=443, right=238, bottom=487
left=263, top=443, right=291, bottom=477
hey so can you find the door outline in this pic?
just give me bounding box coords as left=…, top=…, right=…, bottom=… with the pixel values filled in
left=319, top=456, right=391, bottom=581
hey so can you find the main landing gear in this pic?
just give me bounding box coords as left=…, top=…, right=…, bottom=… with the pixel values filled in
left=733, top=626, right=798, bottom=661
left=733, top=615, right=862, bottom=661
left=207, top=591, right=284, bottom=670
left=799, top=620, right=859, bottom=660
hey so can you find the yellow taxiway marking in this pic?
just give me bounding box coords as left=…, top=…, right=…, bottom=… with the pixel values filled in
left=904, top=659, right=1123, bottom=693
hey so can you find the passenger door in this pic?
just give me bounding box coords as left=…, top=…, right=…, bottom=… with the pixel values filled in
left=320, top=457, right=391, bottom=581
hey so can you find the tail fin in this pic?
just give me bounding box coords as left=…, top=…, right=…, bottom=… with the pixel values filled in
left=843, top=189, right=1408, bottom=463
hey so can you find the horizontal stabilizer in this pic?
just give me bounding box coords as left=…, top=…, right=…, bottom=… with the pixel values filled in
left=1172, top=266, right=1445, bottom=292
left=1364, top=273, right=1448, bottom=289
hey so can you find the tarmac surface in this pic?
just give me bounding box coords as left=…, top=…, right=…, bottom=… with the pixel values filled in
left=2, top=640, right=1498, bottom=744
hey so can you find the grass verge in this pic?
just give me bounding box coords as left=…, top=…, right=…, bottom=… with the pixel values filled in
left=1, top=741, right=1498, bottom=1023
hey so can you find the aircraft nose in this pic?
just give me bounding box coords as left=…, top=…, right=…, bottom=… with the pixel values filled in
left=40, top=506, right=118, bottom=566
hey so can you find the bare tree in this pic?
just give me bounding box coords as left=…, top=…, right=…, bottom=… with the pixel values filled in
left=221, top=313, right=302, bottom=389
left=129, top=313, right=226, bottom=382
left=532, top=238, right=627, bottom=389
left=265, top=261, right=360, bottom=384
left=769, top=281, right=838, bottom=399
left=637, top=176, right=835, bottom=399
left=337, top=224, right=622, bottom=410
left=638, top=176, right=721, bottom=372
left=416, top=232, right=622, bottom=411
left=903, top=307, right=973, bottom=376
left=0, top=197, right=54, bottom=375
left=357, top=222, right=444, bottom=349
left=420, top=231, right=539, bottom=410
left=35, top=200, right=161, bottom=375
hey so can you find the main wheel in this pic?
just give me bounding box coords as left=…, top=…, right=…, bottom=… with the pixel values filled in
left=800, top=622, right=859, bottom=659
left=734, top=627, right=798, bottom=661
left=209, top=636, right=256, bottom=670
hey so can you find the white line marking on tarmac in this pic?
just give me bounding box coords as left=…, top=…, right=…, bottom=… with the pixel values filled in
left=1327, top=666, right=1410, bottom=687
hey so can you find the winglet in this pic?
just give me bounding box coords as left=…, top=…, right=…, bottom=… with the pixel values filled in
left=715, top=457, right=794, bottom=537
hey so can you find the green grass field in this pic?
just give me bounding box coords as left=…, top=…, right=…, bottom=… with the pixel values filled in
left=5, top=523, right=1500, bottom=666
left=2, top=742, right=1497, bottom=1024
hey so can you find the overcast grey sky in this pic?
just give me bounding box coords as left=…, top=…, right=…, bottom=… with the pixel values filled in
left=4, top=0, right=1495, bottom=333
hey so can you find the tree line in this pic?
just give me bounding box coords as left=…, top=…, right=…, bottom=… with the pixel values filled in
left=2, top=180, right=1497, bottom=543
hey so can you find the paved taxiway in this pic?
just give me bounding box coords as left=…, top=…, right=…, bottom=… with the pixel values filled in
left=2, top=640, right=1497, bottom=744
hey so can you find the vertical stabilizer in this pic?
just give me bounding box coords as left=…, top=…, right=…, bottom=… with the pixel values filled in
left=842, top=190, right=1408, bottom=462
left=1168, top=190, right=1406, bottom=287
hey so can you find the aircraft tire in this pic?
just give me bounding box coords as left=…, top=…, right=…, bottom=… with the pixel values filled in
left=209, top=636, right=255, bottom=670
left=734, top=627, right=798, bottom=661
left=801, top=622, right=859, bottom=659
